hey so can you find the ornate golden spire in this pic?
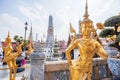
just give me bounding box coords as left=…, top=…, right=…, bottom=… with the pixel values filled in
left=5, top=32, right=11, bottom=44
left=84, top=0, right=89, bottom=18
left=82, top=0, right=92, bottom=23
left=8, top=32, right=10, bottom=38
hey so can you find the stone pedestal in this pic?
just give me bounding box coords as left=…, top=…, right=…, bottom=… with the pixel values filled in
left=30, top=52, right=45, bottom=80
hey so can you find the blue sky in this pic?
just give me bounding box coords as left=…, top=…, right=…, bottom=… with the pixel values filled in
left=0, top=0, right=120, bottom=41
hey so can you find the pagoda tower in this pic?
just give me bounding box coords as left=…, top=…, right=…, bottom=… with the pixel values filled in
left=33, top=40, right=42, bottom=52
left=28, top=25, right=33, bottom=43
left=40, top=37, right=45, bottom=48
left=33, top=33, right=43, bottom=53
left=45, top=15, right=54, bottom=49
left=53, top=36, right=59, bottom=57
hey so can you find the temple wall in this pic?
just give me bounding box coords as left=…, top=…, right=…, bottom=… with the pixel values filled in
left=44, top=58, right=112, bottom=80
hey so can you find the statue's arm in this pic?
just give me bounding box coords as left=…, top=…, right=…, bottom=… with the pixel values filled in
left=95, top=41, right=108, bottom=59
left=66, top=42, right=76, bottom=66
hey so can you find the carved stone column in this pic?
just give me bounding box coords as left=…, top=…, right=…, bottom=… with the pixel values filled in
left=30, top=53, right=45, bottom=80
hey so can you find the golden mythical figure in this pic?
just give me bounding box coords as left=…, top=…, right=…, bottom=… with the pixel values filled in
left=2, top=32, right=23, bottom=80
left=25, top=40, right=34, bottom=57
left=2, top=32, right=33, bottom=80
left=66, top=0, right=108, bottom=80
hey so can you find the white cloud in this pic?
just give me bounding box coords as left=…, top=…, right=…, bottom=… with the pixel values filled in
left=0, top=13, right=24, bottom=41
left=0, top=13, right=22, bottom=26
left=91, top=0, right=114, bottom=22
left=34, top=3, right=43, bottom=11
left=18, top=5, right=40, bottom=20
left=0, top=0, right=119, bottom=42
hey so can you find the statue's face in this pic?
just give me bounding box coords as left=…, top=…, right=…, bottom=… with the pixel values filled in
left=81, top=22, right=93, bottom=37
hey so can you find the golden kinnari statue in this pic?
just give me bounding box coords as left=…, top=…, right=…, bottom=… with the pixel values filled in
left=25, top=40, right=34, bottom=57
left=2, top=32, right=33, bottom=80
left=2, top=32, right=23, bottom=80
left=66, top=0, right=108, bottom=80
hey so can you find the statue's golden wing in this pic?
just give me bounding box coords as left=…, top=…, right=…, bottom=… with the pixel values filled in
left=70, top=23, right=75, bottom=33
left=69, top=23, right=76, bottom=42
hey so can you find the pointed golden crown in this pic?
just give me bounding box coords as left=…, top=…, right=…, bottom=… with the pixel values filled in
left=5, top=32, right=11, bottom=44
left=82, top=0, right=92, bottom=23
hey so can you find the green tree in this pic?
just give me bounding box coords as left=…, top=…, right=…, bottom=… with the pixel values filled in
left=14, top=35, right=19, bottom=42
left=104, top=15, right=120, bottom=36
left=99, top=28, right=115, bottom=38
left=13, top=35, right=23, bottom=42
left=101, top=14, right=120, bottom=50
left=13, top=35, right=28, bottom=51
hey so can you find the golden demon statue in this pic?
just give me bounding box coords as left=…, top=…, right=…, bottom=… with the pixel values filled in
left=66, top=0, right=108, bottom=80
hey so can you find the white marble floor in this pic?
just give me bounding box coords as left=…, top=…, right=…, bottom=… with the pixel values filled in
left=0, top=64, right=30, bottom=80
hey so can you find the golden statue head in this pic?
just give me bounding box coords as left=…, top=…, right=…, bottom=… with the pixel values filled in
left=79, top=0, right=96, bottom=38
left=5, top=32, right=11, bottom=45
left=80, top=18, right=96, bottom=38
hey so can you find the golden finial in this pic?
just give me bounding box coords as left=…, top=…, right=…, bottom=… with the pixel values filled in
left=84, top=0, right=89, bottom=18
left=5, top=32, right=11, bottom=44
left=8, top=32, right=10, bottom=38
left=82, top=0, right=92, bottom=23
